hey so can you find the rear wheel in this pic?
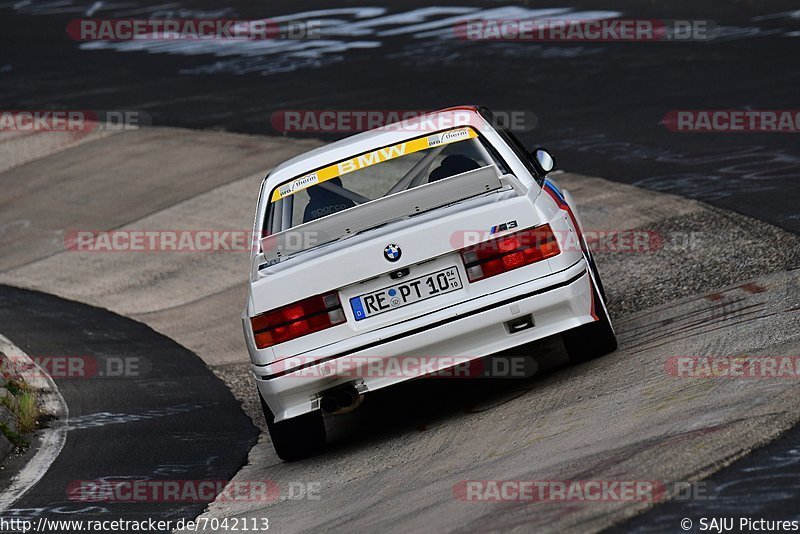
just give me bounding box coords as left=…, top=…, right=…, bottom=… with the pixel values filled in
left=260, top=392, right=326, bottom=461
left=562, top=273, right=617, bottom=364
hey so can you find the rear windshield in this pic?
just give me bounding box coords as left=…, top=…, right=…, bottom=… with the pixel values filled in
left=265, top=127, right=509, bottom=234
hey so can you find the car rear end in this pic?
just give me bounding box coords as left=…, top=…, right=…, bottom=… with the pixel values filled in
left=243, top=110, right=598, bottom=425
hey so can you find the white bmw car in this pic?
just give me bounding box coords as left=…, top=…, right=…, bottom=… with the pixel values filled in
left=244, top=106, right=616, bottom=460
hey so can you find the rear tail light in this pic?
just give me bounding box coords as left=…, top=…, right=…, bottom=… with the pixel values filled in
left=250, top=292, right=346, bottom=349
left=460, top=224, right=560, bottom=282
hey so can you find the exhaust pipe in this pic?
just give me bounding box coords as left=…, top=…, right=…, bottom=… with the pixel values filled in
left=320, top=385, right=363, bottom=415
left=335, top=388, right=357, bottom=408
left=320, top=396, right=340, bottom=414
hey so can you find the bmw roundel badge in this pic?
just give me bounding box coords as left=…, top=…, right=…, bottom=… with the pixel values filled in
left=383, top=244, right=401, bottom=262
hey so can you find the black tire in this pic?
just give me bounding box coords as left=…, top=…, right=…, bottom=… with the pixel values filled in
left=562, top=275, right=617, bottom=364
left=260, top=392, right=326, bottom=461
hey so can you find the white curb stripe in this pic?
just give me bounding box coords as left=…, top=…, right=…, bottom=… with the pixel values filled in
left=0, top=334, right=69, bottom=512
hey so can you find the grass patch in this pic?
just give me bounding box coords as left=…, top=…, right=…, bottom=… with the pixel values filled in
left=0, top=367, right=41, bottom=451
left=15, top=391, right=38, bottom=433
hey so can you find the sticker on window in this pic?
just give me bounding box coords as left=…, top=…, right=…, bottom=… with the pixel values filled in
left=270, top=127, right=478, bottom=203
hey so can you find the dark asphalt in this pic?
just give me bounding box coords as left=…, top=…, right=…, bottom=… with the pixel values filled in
left=611, top=420, right=800, bottom=532
left=0, top=285, right=258, bottom=532
left=2, top=0, right=799, bottom=232
left=1, top=0, right=799, bottom=530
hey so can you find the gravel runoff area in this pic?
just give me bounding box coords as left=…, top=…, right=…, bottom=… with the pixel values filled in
left=212, top=173, right=800, bottom=431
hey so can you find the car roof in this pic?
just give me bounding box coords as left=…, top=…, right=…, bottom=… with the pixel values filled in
left=263, top=106, right=492, bottom=190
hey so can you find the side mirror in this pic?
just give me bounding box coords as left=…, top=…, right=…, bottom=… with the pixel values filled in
left=530, top=147, right=555, bottom=175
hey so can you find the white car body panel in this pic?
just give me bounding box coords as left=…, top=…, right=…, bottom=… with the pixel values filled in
left=243, top=107, right=601, bottom=422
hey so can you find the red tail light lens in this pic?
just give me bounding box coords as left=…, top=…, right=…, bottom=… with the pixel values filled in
left=460, top=224, right=560, bottom=282
left=250, top=292, right=346, bottom=349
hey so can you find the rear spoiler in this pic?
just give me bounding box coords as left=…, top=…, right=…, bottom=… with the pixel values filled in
left=258, top=165, right=504, bottom=265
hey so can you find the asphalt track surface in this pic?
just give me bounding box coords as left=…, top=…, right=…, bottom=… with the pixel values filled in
left=0, top=130, right=316, bottom=531
left=1, top=127, right=798, bottom=532
left=616, top=421, right=800, bottom=533
left=2, top=0, right=800, bottom=232
left=1, top=0, right=800, bottom=532
left=0, top=285, right=257, bottom=531
left=183, top=172, right=800, bottom=533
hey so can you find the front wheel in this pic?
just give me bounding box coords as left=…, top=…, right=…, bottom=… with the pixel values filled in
left=562, top=275, right=617, bottom=364
left=260, top=391, right=326, bottom=461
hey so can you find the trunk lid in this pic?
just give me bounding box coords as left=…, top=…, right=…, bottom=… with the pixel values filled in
left=249, top=184, right=551, bottom=357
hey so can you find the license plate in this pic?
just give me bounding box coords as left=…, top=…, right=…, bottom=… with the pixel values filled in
left=350, top=266, right=462, bottom=321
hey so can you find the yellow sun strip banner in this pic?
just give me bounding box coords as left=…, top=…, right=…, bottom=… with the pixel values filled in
left=270, top=127, right=479, bottom=203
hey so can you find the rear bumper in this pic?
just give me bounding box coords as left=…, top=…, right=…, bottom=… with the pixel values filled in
left=253, top=259, right=594, bottom=421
